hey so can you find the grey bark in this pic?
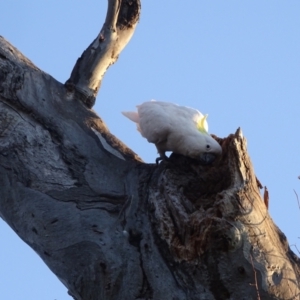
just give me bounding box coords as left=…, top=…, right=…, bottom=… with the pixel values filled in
left=0, top=2, right=300, bottom=299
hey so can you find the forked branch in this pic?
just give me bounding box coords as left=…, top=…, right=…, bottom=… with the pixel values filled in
left=65, top=0, right=141, bottom=108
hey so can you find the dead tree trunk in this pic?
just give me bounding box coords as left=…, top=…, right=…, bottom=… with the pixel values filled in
left=0, top=1, right=299, bottom=299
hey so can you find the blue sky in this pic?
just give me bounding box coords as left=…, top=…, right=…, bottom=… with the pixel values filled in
left=1, top=1, right=300, bottom=299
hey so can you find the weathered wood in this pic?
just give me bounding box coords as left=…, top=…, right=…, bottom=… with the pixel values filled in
left=65, top=0, right=141, bottom=108
left=1, top=2, right=300, bottom=299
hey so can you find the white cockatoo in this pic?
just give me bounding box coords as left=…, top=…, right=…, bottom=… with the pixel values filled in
left=122, top=100, right=222, bottom=164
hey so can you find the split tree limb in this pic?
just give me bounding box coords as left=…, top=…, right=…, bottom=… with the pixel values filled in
left=65, top=0, right=141, bottom=108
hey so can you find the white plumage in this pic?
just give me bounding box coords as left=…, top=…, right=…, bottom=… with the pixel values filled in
left=122, top=100, right=222, bottom=164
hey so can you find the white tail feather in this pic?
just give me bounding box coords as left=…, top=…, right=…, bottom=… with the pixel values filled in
left=122, top=111, right=140, bottom=123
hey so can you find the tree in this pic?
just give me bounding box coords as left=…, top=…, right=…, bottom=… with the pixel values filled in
left=0, top=1, right=299, bottom=299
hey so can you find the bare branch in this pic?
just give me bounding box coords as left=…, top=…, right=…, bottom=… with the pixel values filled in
left=105, top=0, right=121, bottom=31
left=65, top=0, right=141, bottom=108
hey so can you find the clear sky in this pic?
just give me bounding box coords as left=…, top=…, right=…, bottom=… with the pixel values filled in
left=1, top=1, right=300, bottom=299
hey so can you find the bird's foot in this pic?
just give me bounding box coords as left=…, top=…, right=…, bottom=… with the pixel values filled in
left=155, top=154, right=169, bottom=165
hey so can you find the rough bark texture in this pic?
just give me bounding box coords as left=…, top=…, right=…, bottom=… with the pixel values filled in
left=1, top=2, right=300, bottom=299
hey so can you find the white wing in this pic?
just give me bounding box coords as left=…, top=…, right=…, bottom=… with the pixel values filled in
left=122, top=100, right=209, bottom=143
left=137, top=101, right=172, bottom=143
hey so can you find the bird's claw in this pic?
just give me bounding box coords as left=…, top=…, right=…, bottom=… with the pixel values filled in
left=155, top=154, right=169, bottom=165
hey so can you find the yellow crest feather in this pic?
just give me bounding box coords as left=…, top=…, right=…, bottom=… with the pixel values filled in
left=197, top=114, right=208, bottom=133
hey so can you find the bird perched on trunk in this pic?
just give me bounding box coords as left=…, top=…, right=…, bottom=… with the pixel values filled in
left=122, top=100, right=222, bottom=164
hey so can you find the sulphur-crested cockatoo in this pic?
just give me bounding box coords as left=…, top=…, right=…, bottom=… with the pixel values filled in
left=122, top=100, right=222, bottom=164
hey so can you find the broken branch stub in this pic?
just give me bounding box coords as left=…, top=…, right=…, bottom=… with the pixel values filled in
left=65, top=0, right=141, bottom=108
left=147, top=130, right=300, bottom=298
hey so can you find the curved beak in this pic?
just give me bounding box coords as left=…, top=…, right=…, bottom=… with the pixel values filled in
left=199, top=152, right=218, bottom=165
left=200, top=139, right=222, bottom=165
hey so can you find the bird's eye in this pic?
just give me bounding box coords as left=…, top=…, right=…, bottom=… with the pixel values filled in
left=206, top=144, right=211, bottom=149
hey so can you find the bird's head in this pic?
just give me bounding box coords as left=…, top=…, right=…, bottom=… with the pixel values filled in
left=193, top=114, right=222, bottom=164
left=198, top=134, right=222, bottom=164
left=200, top=136, right=222, bottom=165
left=185, top=133, right=222, bottom=165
